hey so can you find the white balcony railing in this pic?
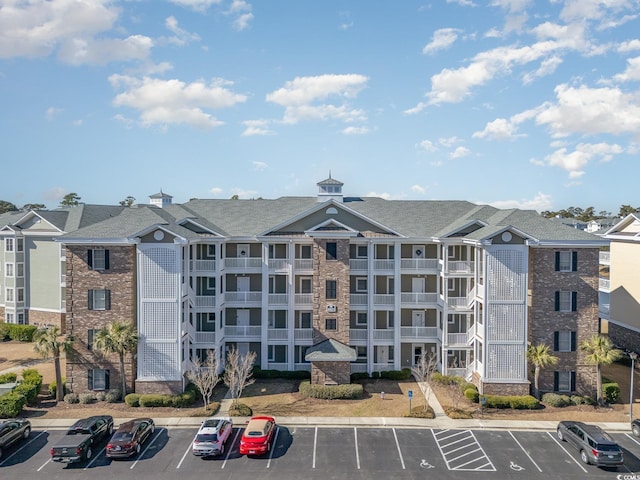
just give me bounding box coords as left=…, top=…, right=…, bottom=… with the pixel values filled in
left=373, top=294, right=395, bottom=306
left=349, top=259, right=368, bottom=271
left=447, top=261, right=474, bottom=274
left=267, top=328, right=288, bottom=340
left=224, top=257, right=262, bottom=269
left=267, top=259, right=289, bottom=270
left=268, top=294, right=288, bottom=305
left=350, top=294, right=368, bottom=306
left=194, top=331, right=216, bottom=343
left=373, top=363, right=394, bottom=372
left=400, top=258, right=438, bottom=270
left=350, top=363, right=368, bottom=373
left=294, top=363, right=311, bottom=372
left=599, top=278, right=611, bottom=291
left=401, top=292, right=438, bottom=304
left=467, top=325, right=475, bottom=343
left=295, top=294, right=313, bottom=305
left=350, top=329, right=368, bottom=341
left=294, top=328, right=313, bottom=341
left=373, top=259, right=395, bottom=270
left=373, top=329, right=394, bottom=341
left=191, top=259, right=216, bottom=272
left=224, top=291, right=262, bottom=303
left=599, top=304, right=610, bottom=318
left=400, top=326, right=438, bottom=339
left=294, top=259, right=313, bottom=270
left=447, top=297, right=470, bottom=309
left=599, top=251, right=610, bottom=264
left=268, top=362, right=288, bottom=370
left=195, top=296, right=216, bottom=307
left=224, top=325, right=261, bottom=337
left=447, top=333, right=467, bottom=346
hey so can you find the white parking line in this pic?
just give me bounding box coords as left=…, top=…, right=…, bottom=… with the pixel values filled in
left=509, top=431, right=542, bottom=472
left=266, top=427, right=279, bottom=468
left=176, top=432, right=197, bottom=469
left=354, top=427, right=360, bottom=469
left=392, top=428, right=405, bottom=470
left=130, top=427, right=163, bottom=470
left=546, top=431, right=588, bottom=473
left=221, top=428, right=242, bottom=469
left=83, top=445, right=107, bottom=470
left=0, top=430, right=47, bottom=466
left=312, top=427, right=317, bottom=469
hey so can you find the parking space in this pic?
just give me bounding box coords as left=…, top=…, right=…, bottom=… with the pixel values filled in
left=3, top=424, right=640, bottom=479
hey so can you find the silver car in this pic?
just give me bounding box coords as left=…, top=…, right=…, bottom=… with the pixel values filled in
left=192, top=417, right=232, bottom=457
left=557, top=421, right=623, bottom=467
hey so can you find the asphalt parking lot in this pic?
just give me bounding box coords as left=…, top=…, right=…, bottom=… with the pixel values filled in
left=2, top=423, right=640, bottom=480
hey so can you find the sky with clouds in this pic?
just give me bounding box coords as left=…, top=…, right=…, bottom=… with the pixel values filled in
left=1, top=0, right=639, bottom=213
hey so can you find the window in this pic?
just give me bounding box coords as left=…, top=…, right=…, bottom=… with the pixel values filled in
left=355, top=346, right=367, bottom=362
left=326, top=242, right=337, bottom=260
left=5, top=263, right=13, bottom=277
left=297, top=311, right=312, bottom=329
left=299, top=277, right=312, bottom=294
left=356, top=245, right=367, bottom=258
left=16, top=263, right=23, bottom=277
left=325, top=318, right=337, bottom=330
left=5, top=238, right=13, bottom=252
left=555, top=251, right=577, bottom=272
left=295, top=345, right=309, bottom=363
left=300, top=245, right=312, bottom=259
left=5, top=288, right=13, bottom=302
left=555, top=291, right=577, bottom=312
left=88, top=368, right=110, bottom=390
left=16, top=238, right=23, bottom=252
left=88, top=289, right=111, bottom=310
left=554, top=331, right=577, bottom=352
left=326, top=280, right=337, bottom=299
left=88, top=249, right=109, bottom=270
left=6, top=313, right=14, bottom=323
left=356, top=312, right=367, bottom=326
left=208, top=244, right=216, bottom=257
left=268, top=345, right=287, bottom=363
left=17, top=288, right=23, bottom=302
left=355, top=277, right=367, bottom=293
left=554, top=371, right=576, bottom=392
left=447, top=278, right=455, bottom=291
left=17, top=313, right=24, bottom=325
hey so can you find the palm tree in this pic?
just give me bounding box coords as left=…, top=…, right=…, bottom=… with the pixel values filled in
left=93, top=321, right=139, bottom=397
left=33, top=326, right=74, bottom=402
left=527, top=343, right=558, bottom=400
left=580, top=334, right=623, bottom=405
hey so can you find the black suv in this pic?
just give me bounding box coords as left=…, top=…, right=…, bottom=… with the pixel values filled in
left=557, top=421, right=623, bottom=467
left=0, top=419, right=31, bottom=459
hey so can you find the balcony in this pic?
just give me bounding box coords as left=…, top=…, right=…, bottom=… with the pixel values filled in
left=373, top=294, right=395, bottom=306
left=599, top=303, right=610, bottom=319
left=191, top=259, right=216, bottom=272
left=400, top=326, right=439, bottom=340
left=195, top=295, right=216, bottom=308
left=400, top=292, right=438, bottom=306
left=373, top=259, right=396, bottom=271
left=599, top=251, right=610, bottom=265
left=267, top=259, right=289, bottom=272
left=61, top=274, right=66, bottom=286
left=350, top=363, right=368, bottom=373
left=223, top=291, right=262, bottom=303
left=446, top=261, right=474, bottom=275
left=294, top=294, right=313, bottom=306
left=350, top=294, right=368, bottom=306
left=350, top=329, right=368, bottom=341
left=268, top=293, right=289, bottom=306
left=599, top=278, right=610, bottom=291
left=400, top=258, right=438, bottom=271
left=294, top=363, right=311, bottom=372
left=223, top=257, right=262, bottom=270
left=267, top=328, right=289, bottom=340
left=193, top=331, right=216, bottom=344
left=349, top=259, right=368, bottom=271
left=373, top=363, right=395, bottom=372
left=447, top=332, right=467, bottom=346
left=447, top=296, right=473, bottom=311
left=267, top=362, right=288, bottom=370
left=294, top=328, right=313, bottom=341
left=224, top=325, right=261, bottom=337
left=373, top=329, right=394, bottom=341
left=294, top=259, right=313, bottom=271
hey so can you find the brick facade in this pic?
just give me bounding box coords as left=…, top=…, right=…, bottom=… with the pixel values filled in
left=528, top=248, right=599, bottom=396
left=481, top=382, right=529, bottom=396
left=135, top=380, right=183, bottom=395
left=26, top=309, right=65, bottom=330
left=311, top=361, right=351, bottom=385
left=65, top=245, right=137, bottom=395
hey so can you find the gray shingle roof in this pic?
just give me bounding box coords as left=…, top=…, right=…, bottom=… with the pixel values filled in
left=305, top=339, right=357, bottom=362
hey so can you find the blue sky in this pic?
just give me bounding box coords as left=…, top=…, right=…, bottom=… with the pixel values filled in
left=1, top=0, right=639, bottom=214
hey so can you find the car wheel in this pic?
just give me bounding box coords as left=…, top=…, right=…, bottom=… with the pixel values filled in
left=85, top=447, right=93, bottom=460
left=136, top=443, right=141, bottom=455
left=580, top=450, right=590, bottom=465
left=23, top=427, right=31, bottom=439
left=220, top=443, right=225, bottom=456
left=633, top=425, right=640, bottom=437
left=557, top=429, right=564, bottom=441
left=151, top=424, right=155, bottom=434
left=108, top=424, right=114, bottom=435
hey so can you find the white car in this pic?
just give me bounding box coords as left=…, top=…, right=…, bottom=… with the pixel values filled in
left=192, top=417, right=233, bottom=457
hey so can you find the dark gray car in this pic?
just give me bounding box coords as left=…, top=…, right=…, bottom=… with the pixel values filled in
left=557, top=421, right=623, bottom=467
left=0, top=419, right=31, bottom=459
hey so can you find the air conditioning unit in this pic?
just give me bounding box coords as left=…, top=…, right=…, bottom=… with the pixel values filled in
left=326, top=304, right=337, bottom=313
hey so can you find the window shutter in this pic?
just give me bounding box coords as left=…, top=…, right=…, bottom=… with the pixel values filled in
left=570, top=371, right=576, bottom=391
left=553, top=332, right=559, bottom=351
left=570, top=332, right=577, bottom=352
left=571, top=292, right=577, bottom=312
left=88, top=249, right=93, bottom=269
left=88, top=368, right=94, bottom=390
left=553, top=371, right=559, bottom=391
left=88, top=290, right=94, bottom=310
left=105, top=370, right=110, bottom=390
left=572, top=251, right=578, bottom=272
left=88, top=329, right=94, bottom=350
left=104, top=250, right=110, bottom=270
left=554, top=291, right=560, bottom=311
left=555, top=252, right=560, bottom=271
left=105, top=290, right=111, bottom=310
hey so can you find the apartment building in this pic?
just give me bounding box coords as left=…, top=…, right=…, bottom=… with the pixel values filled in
left=56, top=177, right=605, bottom=397
left=600, top=214, right=640, bottom=352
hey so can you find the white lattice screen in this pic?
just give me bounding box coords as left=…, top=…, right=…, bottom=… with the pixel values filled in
left=140, top=247, right=179, bottom=298
left=486, top=248, right=526, bottom=301
left=139, top=342, right=178, bottom=378
left=487, top=304, right=525, bottom=342
left=486, top=344, right=525, bottom=380
left=140, top=302, right=178, bottom=339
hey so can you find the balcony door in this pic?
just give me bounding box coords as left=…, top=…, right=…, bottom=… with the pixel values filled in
left=412, top=310, right=425, bottom=327
left=237, top=276, right=250, bottom=292
left=412, top=277, right=425, bottom=293
left=237, top=309, right=250, bottom=326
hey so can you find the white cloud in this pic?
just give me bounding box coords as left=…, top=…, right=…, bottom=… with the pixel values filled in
left=230, top=187, right=259, bottom=198
left=168, top=0, right=223, bottom=12
left=109, top=75, right=247, bottom=129
left=411, top=185, right=426, bottom=194
left=366, top=191, right=392, bottom=200
left=342, top=126, right=369, bottom=135
left=450, top=146, right=471, bottom=159
left=559, top=0, right=637, bottom=23
left=422, top=28, right=461, bottom=55
left=618, top=39, right=640, bottom=52
left=163, top=16, right=201, bottom=46
left=46, top=107, right=63, bottom=120
left=209, top=187, right=224, bottom=195
left=417, top=140, right=438, bottom=152
left=536, top=142, right=623, bottom=178
left=227, top=0, right=253, bottom=31
left=613, top=56, right=640, bottom=82
left=252, top=161, right=267, bottom=171
left=242, top=119, right=275, bottom=136
left=57, top=35, right=153, bottom=66
left=72, top=119, right=83, bottom=126
left=486, top=192, right=553, bottom=211
left=447, top=0, right=477, bottom=6
left=439, top=136, right=460, bottom=147
left=473, top=118, right=520, bottom=140
left=266, top=74, right=368, bottom=125
left=522, top=56, right=563, bottom=84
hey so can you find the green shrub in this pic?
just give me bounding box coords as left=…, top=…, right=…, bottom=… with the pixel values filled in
left=6, top=324, right=37, bottom=342
left=0, top=322, right=9, bottom=340
left=0, top=372, right=18, bottom=384
left=298, top=381, right=363, bottom=400
left=49, top=378, right=66, bottom=398
left=541, top=393, right=571, bottom=407
left=0, top=392, right=27, bottom=417
left=432, top=372, right=463, bottom=385
left=79, top=393, right=95, bottom=404
left=253, top=368, right=311, bottom=380
left=603, top=383, right=620, bottom=403
left=228, top=402, right=252, bottom=416
left=139, top=394, right=172, bottom=407
left=406, top=405, right=435, bottom=419
left=96, top=391, right=107, bottom=402
left=125, top=393, right=140, bottom=407
left=379, top=369, right=412, bottom=381
left=64, top=393, right=79, bottom=404
left=172, top=389, right=196, bottom=408
left=13, top=382, right=39, bottom=404
left=350, top=372, right=370, bottom=381
left=460, top=382, right=477, bottom=393
left=105, top=389, right=121, bottom=403
left=509, top=395, right=540, bottom=409
left=571, top=395, right=587, bottom=405
left=445, top=406, right=474, bottom=419
left=464, top=387, right=479, bottom=403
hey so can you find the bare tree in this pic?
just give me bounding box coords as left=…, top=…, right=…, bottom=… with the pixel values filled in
left=223, top=347, right=257, bottom=407
left=410, top=350, right=438, bottom=411
left=186, top=349, right=221, bottom=412
left=446, top=382, right=465, bottom=410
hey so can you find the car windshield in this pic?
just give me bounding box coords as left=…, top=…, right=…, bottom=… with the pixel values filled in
left=246, top=431, right=263, bottom=437
left=112, top=432, right=134, bottom=441
left=597, top=444, right=621, bottom=452
left=68, top=428, right=90, bottom=435
left=196, top=433, right=218, bottom=442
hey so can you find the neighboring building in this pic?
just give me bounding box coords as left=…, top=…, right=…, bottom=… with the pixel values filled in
left=57, top=177, right=606, bottom=398
left=0, top=206, right=122, bottom=329
left=600, top=214, right=640, bottom=352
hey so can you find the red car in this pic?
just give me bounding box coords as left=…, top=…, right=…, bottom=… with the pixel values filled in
left=239, top=416, right=276, bottom=456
